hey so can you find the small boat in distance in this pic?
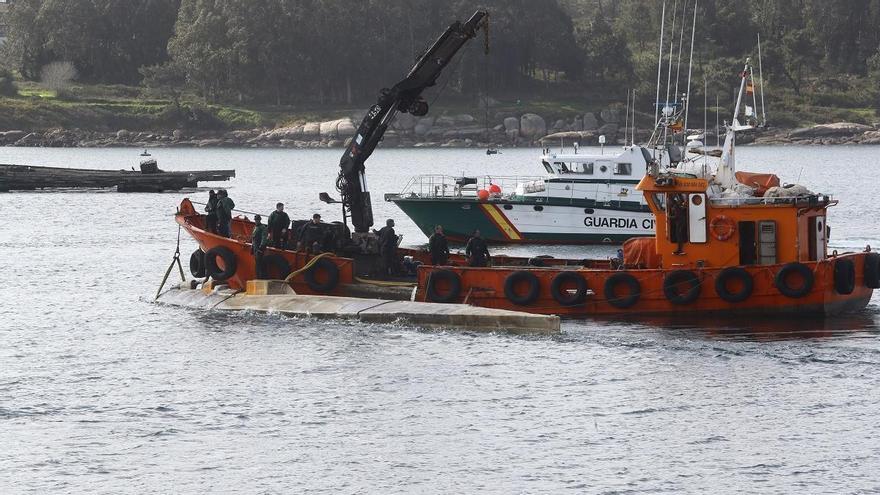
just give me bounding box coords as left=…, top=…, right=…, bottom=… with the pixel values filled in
left=385, top=145, right=655, bottom=244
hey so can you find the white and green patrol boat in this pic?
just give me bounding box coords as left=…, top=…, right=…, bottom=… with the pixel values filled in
left=385, top=147, right=655, bottom=244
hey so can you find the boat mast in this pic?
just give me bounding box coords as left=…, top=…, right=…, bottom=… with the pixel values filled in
left=683, top=0, right=698, bottom=133
left=624, top=89, right=631, bottom=147
left=757, top=33, right=767, bottom=127
left=654, top=0, right=667, bottom=128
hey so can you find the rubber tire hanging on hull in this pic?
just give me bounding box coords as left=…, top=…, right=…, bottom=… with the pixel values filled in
left=604, top=273, right=640, bottom=309
left=190, top=249, right=205, bottom=278
left=504, top=271, right=541, bottom=306
left=204, top=246, right=237, bottom=281
left=426, top=269, right=461, bottom=303
left=714, top=267, right=754, bottom=303
left=864, top=252, right=880, bottom=289
left=261, top=254, right=292, bottom=280
left=663, top=270, right=701, bottom=305
left=774, top=262, right=814, bottom=298
left=305, top=258, right=340, bottom=293
left=833, top=258, right=855, bottom=295
left=550, top=272, right=588, bottom=306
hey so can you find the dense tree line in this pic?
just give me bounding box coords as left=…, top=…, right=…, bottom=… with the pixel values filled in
left=2, top=0, right=880, bottom=107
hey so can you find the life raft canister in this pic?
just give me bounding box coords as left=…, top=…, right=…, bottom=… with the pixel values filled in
left=709, top=215, right=736, bottom=241
left=260, top=254, right=292, bottom=279
left=663, top=270, right=701, bottom=305
left=833, top=258, right=855, bottom=295
left=304, top=258, right=340, bottom=293
left=550, top=271, right=588, bottom=306
left=204, top=246, right=237, bottom=281
left=864, top=252, right=880, bottom=289
left=714, top=267, right=754, bottom=303
left=426, top=269, right=462, bottom=303
left=504, top=271, right=541, bottom=306
left=190, top=249, right=206, bottom=278
left=774, top=262, right=814, bottom=298
left=604, top=272, right=641, bottom=309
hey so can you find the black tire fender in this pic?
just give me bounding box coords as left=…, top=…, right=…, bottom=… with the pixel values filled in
left=503, top=271, right=541, bottom=306
left=305, top=258, right=340, bottom=293
left=604, top=272, right=640, bottom=309
left=261, top=254, right=292, bottom=280
left=550, top=271, right=588, bottom=306
left=714, top=267, right=754, bottom=303
left=662, top=270, right=701, bottom=305
left=189, top=249, right=205, bottom=278
left=204, top=246, right=237, bottom=281
left=833, top=258, right=855, bottom=295
left=774, top=262, right=814, bottom=298
left=426, top=269, right=462, bottom=303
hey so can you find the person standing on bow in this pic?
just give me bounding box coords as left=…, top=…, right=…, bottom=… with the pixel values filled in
left=216, top=189, right=235, bottom=238
left=251, top=214, right=269, bottom=279
left=267, top=202, right=290, bottom=249
left=428, top=225, right=449, bottom=266
left=465, top=229, right=490, bottom=267
left=204, top=190, right=219, bottom=233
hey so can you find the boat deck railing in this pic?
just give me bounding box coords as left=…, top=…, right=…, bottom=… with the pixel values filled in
left=710, top=194, right=834, bottom=207
left=393, top=174, right=545, bottom=200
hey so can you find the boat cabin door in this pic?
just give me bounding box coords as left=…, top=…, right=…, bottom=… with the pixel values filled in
left=688, top=193, right=707, bottom=243
left=807, top=215, right=827, bottom=261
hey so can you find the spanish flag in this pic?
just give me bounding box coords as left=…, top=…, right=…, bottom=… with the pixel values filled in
left=669, top=120, right=684, bottom=132
left=746, top=83, right=755, bottom=96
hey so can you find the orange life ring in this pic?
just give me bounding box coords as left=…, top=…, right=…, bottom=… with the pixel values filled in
left=709, top=215, right=736, bottom=241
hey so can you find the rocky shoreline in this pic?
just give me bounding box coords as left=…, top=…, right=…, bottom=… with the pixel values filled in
left=2, top=113, right=879, bottom=149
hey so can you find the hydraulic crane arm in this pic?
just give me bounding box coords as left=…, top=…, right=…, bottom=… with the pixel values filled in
left=334, top=10, right=489, bottom=233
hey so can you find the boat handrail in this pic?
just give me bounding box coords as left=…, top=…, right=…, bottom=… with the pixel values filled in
left=709, top=194, right=833, bottom=206
left=395, top=174, right=545, bottom=199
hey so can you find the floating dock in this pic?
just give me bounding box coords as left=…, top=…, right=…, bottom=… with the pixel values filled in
left=156, top=283, right=560, bottom=334
left=0, top=161, right=235, bottom=192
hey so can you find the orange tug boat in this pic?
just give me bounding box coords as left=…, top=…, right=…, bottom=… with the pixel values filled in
left=177, top=166, right=878, bottom=319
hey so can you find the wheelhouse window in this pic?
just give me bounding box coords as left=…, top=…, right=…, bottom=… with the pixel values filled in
left=542, top=160, right=553, bottom=174
left=574, top=162, right=594, bottom=174
left=614, top=162, right=632, bottom=175
left=554, top=162, right=571, bottom=173
left=651, top=193, right=667, bottom=211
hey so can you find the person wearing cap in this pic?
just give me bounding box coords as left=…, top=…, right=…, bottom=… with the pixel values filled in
left=205, top=190, right=219, bottom=233
left=465, top=229, right=490, bottom=267
left=297, top=213, right=324, bottom=253
left=216, top=189, right=236, bottom=238
left=251, top=214, right=269, bottom=278
left=377, top=218, right=398, bottom=277
left=268, top=202, right=291, bottom=249
left=428, top=225, right=449, bottom=266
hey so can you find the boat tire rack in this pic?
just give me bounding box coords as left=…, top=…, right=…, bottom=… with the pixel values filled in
left=425, top=257, right=872, bottom=309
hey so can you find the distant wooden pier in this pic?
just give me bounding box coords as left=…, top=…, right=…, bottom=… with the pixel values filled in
left=0, top=159, right=235, bottom=192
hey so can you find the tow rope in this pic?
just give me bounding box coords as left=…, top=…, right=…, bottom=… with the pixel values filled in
left=155, top=225, right=186, bottom=300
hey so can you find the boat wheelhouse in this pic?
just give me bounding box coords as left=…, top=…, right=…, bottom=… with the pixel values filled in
left=385, top=146, right=655, bottom=244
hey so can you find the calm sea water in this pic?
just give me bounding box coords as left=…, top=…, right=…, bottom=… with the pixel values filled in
left=2, top=146, right=880, bottom=493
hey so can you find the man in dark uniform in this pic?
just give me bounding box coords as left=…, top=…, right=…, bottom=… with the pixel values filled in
left=267, top=202, right=291, bottom=249
left=251, top=214, right=269, bottom=279
left=297, top=214, right=324, bottom=253
left=428, top=225, right=449, bottom=266
left=205, top=190, right=219, bottom=233
left=668, top=193, right=688, bottom=255
left=216, top=189, right=235, bottom=238
left=465, top=229, right=490, bottom=267
left=377, top=219, right=398, bottom=277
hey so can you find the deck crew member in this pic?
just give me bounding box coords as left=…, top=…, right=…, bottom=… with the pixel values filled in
left=465, top=229, right=490, bottom=267
left=428, top=225, right=449, bottom=266
left=377, top=219, right=398, bottom=277
left=216, top=189, right=235, bottom=238
left=297, top=214, right=324, bottom=253
left=205, top=190, right=219, bottom=233
left=268, top=202, right=291, bottom=249
left=251, top=214, right=269, bottom=279
left=668, top=193, right=688, bottom=255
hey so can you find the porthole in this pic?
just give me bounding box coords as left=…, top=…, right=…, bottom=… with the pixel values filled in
left=600, top=165, right=608, bottom=172
left=534, top=205, right=544, bottom=212
left=503, top=204, right=513, bottom=210
left=584, top=208, right=594, bottom=214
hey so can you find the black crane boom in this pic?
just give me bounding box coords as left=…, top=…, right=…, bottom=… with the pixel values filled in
left=333, top=10, right=489, bottom=233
